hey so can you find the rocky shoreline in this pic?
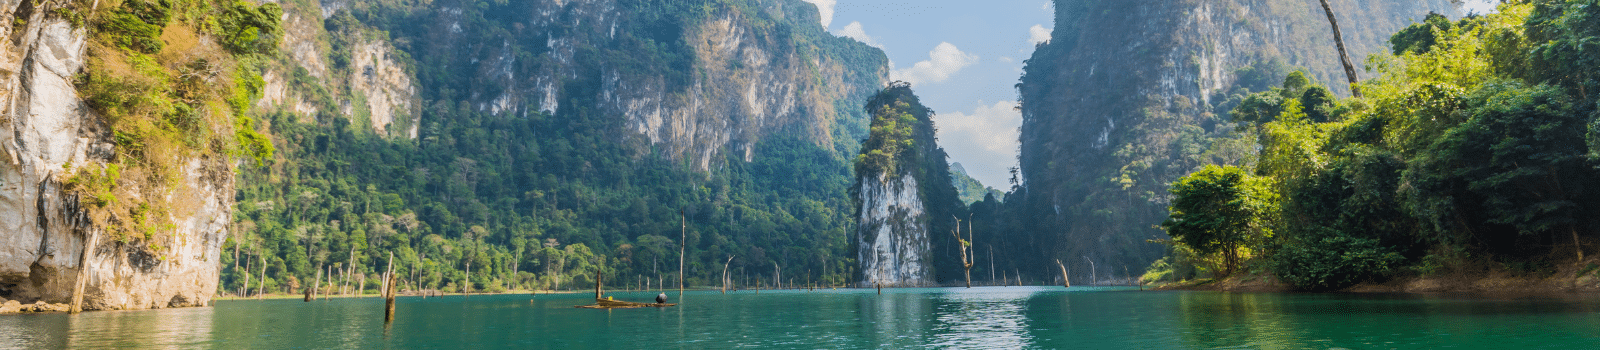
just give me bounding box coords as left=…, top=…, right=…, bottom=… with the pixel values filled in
left=0, top=298, right=70, bottom=314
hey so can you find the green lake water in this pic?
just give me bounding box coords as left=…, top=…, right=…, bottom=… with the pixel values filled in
left=4, top=286, right=1600, bottom=349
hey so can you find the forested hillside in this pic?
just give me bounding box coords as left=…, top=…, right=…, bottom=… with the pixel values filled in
left=1013, top=0, right=1456, bottom=283
left=1157, top=2, right=1600, bottom=291
left=223, top=0, right=887, bottom=295
left=949, top=163, right=1002, bottom=205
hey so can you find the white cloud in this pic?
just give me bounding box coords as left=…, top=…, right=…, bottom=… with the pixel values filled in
left=937, top=101, right=1022, bottom=188
left=801, top=0, right=837, bottom=28
left=834, top=21, right=882, bottom=48
left=1029, top=24, right=1051, bottom=44
left=891, top=42, right=978, bottom=86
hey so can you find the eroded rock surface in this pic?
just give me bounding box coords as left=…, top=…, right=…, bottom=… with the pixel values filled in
left=0, top=7, right=230, bottom=311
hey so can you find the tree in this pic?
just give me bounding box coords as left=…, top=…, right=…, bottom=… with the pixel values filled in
left=1317, top=0, right=1362, bottom=97
left=1161, top=165, right=1274, bottom=276
left=1407, top=83, right=1590, bottom=260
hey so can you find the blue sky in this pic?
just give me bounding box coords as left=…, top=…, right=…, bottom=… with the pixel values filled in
left=801, top=0, right=1054, bottom=188
left=804, top=0, right=1497, bottom=189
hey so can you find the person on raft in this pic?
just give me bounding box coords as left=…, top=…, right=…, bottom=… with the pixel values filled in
left=656, top=293, right=668, bottom=304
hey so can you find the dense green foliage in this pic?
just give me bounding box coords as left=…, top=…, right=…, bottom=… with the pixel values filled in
left=68, top=0, right=278, bottom=247
left=1158, top=1, right=1600, bottom=291
left=1012, top=0, right=1448, bottom=284
left=220, top=0, right=884, bottom=295
left=1161, top=165, right=1274, bottom=276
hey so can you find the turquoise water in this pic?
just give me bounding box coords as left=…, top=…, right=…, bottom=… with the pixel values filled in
left=5, top=287, right=1600, bottom=348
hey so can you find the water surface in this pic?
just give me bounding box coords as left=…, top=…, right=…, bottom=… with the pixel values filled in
left=5, top=287, right=1600, bottom=348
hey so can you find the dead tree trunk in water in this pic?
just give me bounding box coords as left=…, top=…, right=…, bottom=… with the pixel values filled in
left=953, top=215, right=973, bottom=288
left=721, top=256, right=734, bottom=294
left=308, top=266, right=322, bottom=302
left=1317, top=0, right=1362, bottom=97
left=1056, top=259, right=1070, bottom=288
left=679, top=210, right=686, bottom=297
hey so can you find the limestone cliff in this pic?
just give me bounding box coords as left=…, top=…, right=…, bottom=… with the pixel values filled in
left=0, top=1, right=244, bottom=310
left=853, top=83, right=963, bottom=287
left=255, top=0, right=885, bottom=166
left=1014, top=0, right=1458, bottom=281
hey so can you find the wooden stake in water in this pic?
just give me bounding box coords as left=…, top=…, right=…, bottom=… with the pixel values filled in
left=70, top=231, right=98, bottom=313
left=1057, top=259, right=1070, bottom=288
left=384, top=273, right=397, bottom=324
left=679, top=210, right=686, bottom=297
left=721, top=255, right=734, bottom=294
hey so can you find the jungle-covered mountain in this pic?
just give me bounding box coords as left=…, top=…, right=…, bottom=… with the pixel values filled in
left=1009, top=0, right=1458, bottom=283
left=225, top=0, right=888, bottom=294
left=1158, top=1, right=1600, bottom=291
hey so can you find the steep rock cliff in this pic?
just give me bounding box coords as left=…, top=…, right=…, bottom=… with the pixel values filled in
left=853, top=83, right=963, bottom=286
left=1015, top=0, right=1458, bottom=281
left=0, top=0, right=256, bottom=309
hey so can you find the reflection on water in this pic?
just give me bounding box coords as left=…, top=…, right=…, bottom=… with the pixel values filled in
left=66, top=306, right=215, bottom=348
left=0, top=305, right=215, bottom=349
left=932, top=287, right=1035, bottom=349
left=5, top=288, right=1600, bottom=348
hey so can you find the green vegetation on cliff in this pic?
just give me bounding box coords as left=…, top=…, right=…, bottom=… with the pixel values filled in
left=65, top=0, right=279, bottom=248
left=1015, top=0, right=1454, bottom=284
left=1156, top=2, right=1600, bottom=291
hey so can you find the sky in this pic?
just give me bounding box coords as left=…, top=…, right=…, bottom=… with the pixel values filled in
left=801, top=0, right=1054, bottom=189
left=803, top=0, right=1499, bottom=189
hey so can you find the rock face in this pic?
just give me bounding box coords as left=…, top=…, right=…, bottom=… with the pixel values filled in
left=1014, top=0, right=1458, bottom=279
left=856, top=173, right=931, bottom=286
left=257, top=0, right=420, bottom=137
left=389, top=0, right=885, bottom=168
left=851, top=84, right=963, bottom=287
left=0, top=5, right=230, bottom=309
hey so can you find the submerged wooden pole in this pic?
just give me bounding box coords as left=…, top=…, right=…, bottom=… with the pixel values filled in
left=1057, top=259, right=1070, bottom=288
left=70, top=231, right=99, bottom=313
left=721, top=256, right=734, bottom=294
left=384, top=273, right=397, bottom=323
left=679, top=210, right=686, bottom=297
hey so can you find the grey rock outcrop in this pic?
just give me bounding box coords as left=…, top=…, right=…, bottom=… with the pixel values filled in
left=0, top=4, right=230, bottom=310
